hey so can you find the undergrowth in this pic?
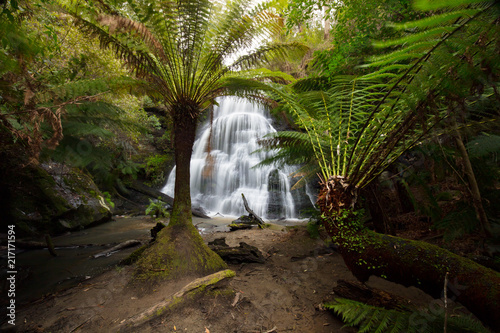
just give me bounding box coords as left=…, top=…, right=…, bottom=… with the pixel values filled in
left=325, top=298, right=491, bottom=333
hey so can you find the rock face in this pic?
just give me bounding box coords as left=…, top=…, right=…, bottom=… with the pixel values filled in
left=1, top=162, right=112, bottom=236
left=266, top=169, right=285, bottom=219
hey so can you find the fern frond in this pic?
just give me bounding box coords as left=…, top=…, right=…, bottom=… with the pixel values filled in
left=324, top=298, right=491, bottom=333
left=466, top=133, right=500, bottom=159
left=373, top=26, right=454, bottom=48
left=414, top=0, right=493, bottom=11
left=390, top=9, right=479, bottom=30
left=230, top=42, right=309, bottom=70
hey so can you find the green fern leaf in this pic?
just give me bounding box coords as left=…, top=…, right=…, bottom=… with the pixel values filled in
left=390, top=9, right=479, bottom=30
left=414, top=0, right=493, bottom=10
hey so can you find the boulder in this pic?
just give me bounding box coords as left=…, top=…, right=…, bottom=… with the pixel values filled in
left=2, top=162, right=112, bottom=236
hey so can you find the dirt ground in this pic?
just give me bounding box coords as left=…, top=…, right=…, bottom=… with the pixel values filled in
left=6, top=226, right=434, bottom=333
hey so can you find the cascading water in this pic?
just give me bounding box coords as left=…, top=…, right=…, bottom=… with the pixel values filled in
left=162, top=97, right=302, bottom=219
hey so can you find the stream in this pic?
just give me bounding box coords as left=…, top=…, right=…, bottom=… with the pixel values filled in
left=5, top=215, right=305, bottom=305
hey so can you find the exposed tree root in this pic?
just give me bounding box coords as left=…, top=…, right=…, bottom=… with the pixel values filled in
left=118, top=269, right=235, bottom=330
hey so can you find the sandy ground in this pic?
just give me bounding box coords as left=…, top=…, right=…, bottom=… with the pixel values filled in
left=3, top=226, right=434, bottom=333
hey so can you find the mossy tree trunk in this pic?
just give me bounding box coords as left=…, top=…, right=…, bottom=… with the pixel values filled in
left=317, top=178, right=500, bottom=329
left=136, top=103, right=227, bottom=280
left=171, top=103, right=198, bottom=227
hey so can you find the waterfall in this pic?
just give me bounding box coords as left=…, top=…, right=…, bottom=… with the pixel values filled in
left=161, top=97, right=300, bottom=219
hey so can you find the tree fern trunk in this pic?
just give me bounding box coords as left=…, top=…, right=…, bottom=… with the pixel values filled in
left=135, top=103, right=227, bottom=280
left=318, top=184, right=500, bottom=330
left=170, top=104, right=198, bottom=227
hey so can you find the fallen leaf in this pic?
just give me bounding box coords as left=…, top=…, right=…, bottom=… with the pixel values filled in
left=205, top=327, right=210, bottom=333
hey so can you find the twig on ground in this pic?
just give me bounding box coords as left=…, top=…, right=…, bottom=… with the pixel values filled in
left=69, top=314, right=96, bottom=333
left=232, top=292, right=241, bottom=307
left=263, top=327, right=278, bottom=333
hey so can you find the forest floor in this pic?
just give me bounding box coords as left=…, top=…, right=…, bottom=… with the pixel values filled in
left=9, top=224, right=436, bottom=333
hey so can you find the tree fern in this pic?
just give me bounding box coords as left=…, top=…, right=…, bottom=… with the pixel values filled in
left=254, top=0, right=499, bottom=222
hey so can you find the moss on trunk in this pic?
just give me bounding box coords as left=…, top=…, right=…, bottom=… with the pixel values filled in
left=135, top=102, right=227, bottom=280
left=329, top=227, right=500, bottom=329
left=135, top=223, right=227, bottom=280
left=317, top=181, right=500, bottom=329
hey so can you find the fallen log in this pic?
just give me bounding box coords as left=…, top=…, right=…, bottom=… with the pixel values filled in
left=93, top=240, right=142, bottom=259
left=45, top=234, right=57, bottom=257
left=128, top=181, right=210, bottom=218
left=208, top=238, right=265, bottom=264
left=331, top=279, right=415, bottom=311
left=118, top=269, right=235, bottom=330
left=330, top=228, right=500, bottom=330
left=241, top=193, right=264, bottom=226
left=228, top=215, right=260, bottom=231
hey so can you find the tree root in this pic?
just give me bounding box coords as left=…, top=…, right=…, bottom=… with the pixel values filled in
left=118, top=269, right=235, bottom=330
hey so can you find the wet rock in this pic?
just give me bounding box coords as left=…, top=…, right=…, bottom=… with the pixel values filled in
left=2, top=162, right=112, bottom=236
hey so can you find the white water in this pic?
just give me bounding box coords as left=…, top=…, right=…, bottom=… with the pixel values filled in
left=161, top=97, right=299, bottom=219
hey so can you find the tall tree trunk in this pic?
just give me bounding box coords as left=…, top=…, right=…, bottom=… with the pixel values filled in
left=453, top=129, right=492, bottom=237
left=135, top=104, right=227, bottom=280
left=170, top=109, right=197, bottom=226
left=323, top=6, right=330, bottom=40
left=317, top=180, right=500, bottom=330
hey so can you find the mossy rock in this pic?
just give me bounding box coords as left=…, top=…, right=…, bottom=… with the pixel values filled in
left=1, top=162, right=112, bottom=237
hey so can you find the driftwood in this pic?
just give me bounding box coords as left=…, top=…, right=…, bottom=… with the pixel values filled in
left=331, top=279, right=414, bottom=311
left=229, top=215, right=259, bottom=231
left=128, top=181, right=210, bottom=218
left=45, top=234, right=57, bottom=257
left=16, top=240, right=47, bottom=249
left=241, top=193, right=264, bottom=226
left=93, top=240, right=142, bottom=259
left=118, top=269, right=235, bottom=330
left=208, top=238, right=265, bottom=264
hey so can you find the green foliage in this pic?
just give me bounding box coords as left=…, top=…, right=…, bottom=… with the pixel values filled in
left=306, top=218, right=320, bottom=239
left=253, top=73, right=434, bottom=192
left=325, top=298, right=491, bottom=333
left=466, top=134, right=500, bottom=207
left=466, top=133, right=500, bottom=160
left=327, top=208, right=366, bottom=231
left=102, top=191, right=115, bottom=209
left=144, top=154, right=173, bottom=187
left=286, top=0, right=416, bottom=76
left=145, top=198, right=169, bottom=219
left=0, top=0, right=148, bottom=167
left=435, top=204, right=479, bottom=242
left=42, top=100, right=146, bottom=189
left=56, top=0, right=304, bottom=110
left=398, top=175, right=442, bottom=223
